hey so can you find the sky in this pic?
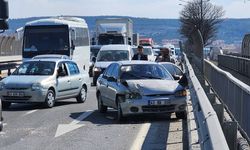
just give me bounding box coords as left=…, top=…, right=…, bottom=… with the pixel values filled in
left=8, top=0, right=250, bottom=19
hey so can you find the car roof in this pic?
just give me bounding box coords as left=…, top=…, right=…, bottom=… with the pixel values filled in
left=100, top=44, right=132, bottom=51
left=25, top=58, right=75, bottom=64
left=117, top=60, right=158, bottom=65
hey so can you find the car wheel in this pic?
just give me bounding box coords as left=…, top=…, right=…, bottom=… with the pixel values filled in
left=117, top=101, right=125, bottom=122
left=2, top=101, right=11, bottom=109
left=0, top=122, right=2, bottom=132
left=44, top=90, right=55, bottom=108
left=76, top=86, right=87, bottom=103
left=97, top=93, right=107, bottom=113
left=117, top=96, right=125, bottom=122
left=92, top=76, right=97, bottom=86
left=176, top=111, right=187, bottom=119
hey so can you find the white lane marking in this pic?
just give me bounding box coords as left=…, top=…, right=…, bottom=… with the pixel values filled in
left=22, top=110, right=38, bottom=117
left=129, top=123, right=151, bottom=150
left=55, top=110, right=94, bottom=138
left=3, top=123, right=7, bottom=126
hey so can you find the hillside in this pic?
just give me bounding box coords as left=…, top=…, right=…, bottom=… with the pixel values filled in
left=6, top=16, right=250, bottom=44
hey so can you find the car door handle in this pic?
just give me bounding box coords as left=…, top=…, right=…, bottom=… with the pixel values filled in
left=67, top=80, right=70, bottom=83
left=79, top=78, right=82, bottom=81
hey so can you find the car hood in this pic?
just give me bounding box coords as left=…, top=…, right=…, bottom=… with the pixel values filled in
left=2, top=75, right=52, bottom=88
left=126, top=79, right=183, bottom=96
left=94, top=61, right=113, bottom=68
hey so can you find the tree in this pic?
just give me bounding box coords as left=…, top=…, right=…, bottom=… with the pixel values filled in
left=179, top=0, right=225, bottom=46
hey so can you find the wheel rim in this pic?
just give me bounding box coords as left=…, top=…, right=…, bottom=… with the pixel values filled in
left=47, top=92, right=55, bottom=106
left=81, top=88, right=87, bottom=100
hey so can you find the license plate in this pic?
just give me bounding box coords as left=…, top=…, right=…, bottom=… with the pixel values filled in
left=149, top=100, right=167, bottom=105
left=7, top=91, right=25, bottom=97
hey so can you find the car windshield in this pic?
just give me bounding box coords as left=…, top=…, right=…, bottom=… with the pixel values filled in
left=97, top=50, right=129, bottom=61
left=162, top=64, right=176, bottom=75
left=162, top=63, right=183, bottom=76
left=12, top=61, right=56, bottom=76
left=120, top=64, right=173, bottom=80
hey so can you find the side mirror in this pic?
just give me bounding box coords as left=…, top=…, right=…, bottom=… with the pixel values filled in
left=91, top=57, right=96, bottom=63
left=173, top=74, right=181, bottom=80
left=107, top=76, right=116, bottom=82
left=178, top=73, right=188, bottom=87
left=57, top=70, right=66, bottom=78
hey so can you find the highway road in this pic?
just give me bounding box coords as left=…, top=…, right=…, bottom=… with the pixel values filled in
left=0, top=83, right=188, bottom=150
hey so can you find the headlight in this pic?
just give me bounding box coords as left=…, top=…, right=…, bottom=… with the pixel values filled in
left=125, top=93, right=142, bottom=99
left=175, top=90, right=187, bottom=97
left=31, top=83, right=43, bottom=90
left=0, top=82, right=5, bottom=90
left=94, top=67, right=102, bottom=72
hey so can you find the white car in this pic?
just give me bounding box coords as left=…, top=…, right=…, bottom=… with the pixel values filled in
left=92, top=44, right=134, bottom=85
left=132, top=46, right=156, bottom=61
left=0, top=55, right=89, bottom=108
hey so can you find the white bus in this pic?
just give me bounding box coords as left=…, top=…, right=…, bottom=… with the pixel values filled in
left=21, top=16, right=90, bottom=73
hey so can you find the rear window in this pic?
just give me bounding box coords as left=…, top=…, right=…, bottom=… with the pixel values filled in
left=97, top=50, right=129, bottom=61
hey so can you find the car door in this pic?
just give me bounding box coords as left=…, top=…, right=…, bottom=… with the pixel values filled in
left=106, top=63, right=120, bottom=108
left=56, top=62, right=72, bottom=98
left=98, top=64, right=115, bottom=106
left=66, top=62, right=82, bottom=96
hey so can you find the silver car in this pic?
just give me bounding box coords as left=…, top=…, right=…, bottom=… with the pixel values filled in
left=96, top=61, right=188, bottom=121
left=0, top=56, right=88, bottom=108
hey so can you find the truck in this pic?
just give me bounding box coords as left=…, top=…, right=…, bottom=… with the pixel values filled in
left=139, top=38, right=154, bottom=47
left=92, top=18, right=133, bottom=45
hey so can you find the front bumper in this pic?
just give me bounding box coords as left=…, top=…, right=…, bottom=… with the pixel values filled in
left=120, top=95, right=187, bottom=116
left=0, top=88, right=48, bottom=103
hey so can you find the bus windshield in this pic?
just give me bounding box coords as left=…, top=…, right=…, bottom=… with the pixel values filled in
left=23, top=25, right=69, bottom=54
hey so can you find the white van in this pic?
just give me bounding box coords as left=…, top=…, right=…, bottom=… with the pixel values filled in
left=92, top=44, right=134, bottom=85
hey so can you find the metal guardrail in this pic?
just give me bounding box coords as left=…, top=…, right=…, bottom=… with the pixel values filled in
left=184, top=53, right=229, bottom=150
left=0, top=55, right=22, bottom=77
left=204, top=59, right=250, bottom=142
left=218, top=55, right=250, bottom=79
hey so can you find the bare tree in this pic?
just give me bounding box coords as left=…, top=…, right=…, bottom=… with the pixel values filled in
left=179, top=0, right=225, bottom=46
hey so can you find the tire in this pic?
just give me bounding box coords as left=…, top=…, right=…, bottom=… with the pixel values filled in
left=92, top=76, right=98, bottom=86
left=2, top=101, right=11, bottom=109
left=76, top=86, right=87, bottom=103
left=176, top=111, right=187, bottom=119
left=44, top=90, right=55, bottom=108
left=97, top=93, right=107, bottom=113
left=116, top=96, right=125, bottom=122
left=0, top=122, right=2, bottom=132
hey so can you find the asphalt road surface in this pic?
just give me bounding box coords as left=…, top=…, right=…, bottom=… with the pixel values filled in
left=0, top=85, right=188, bottom=150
